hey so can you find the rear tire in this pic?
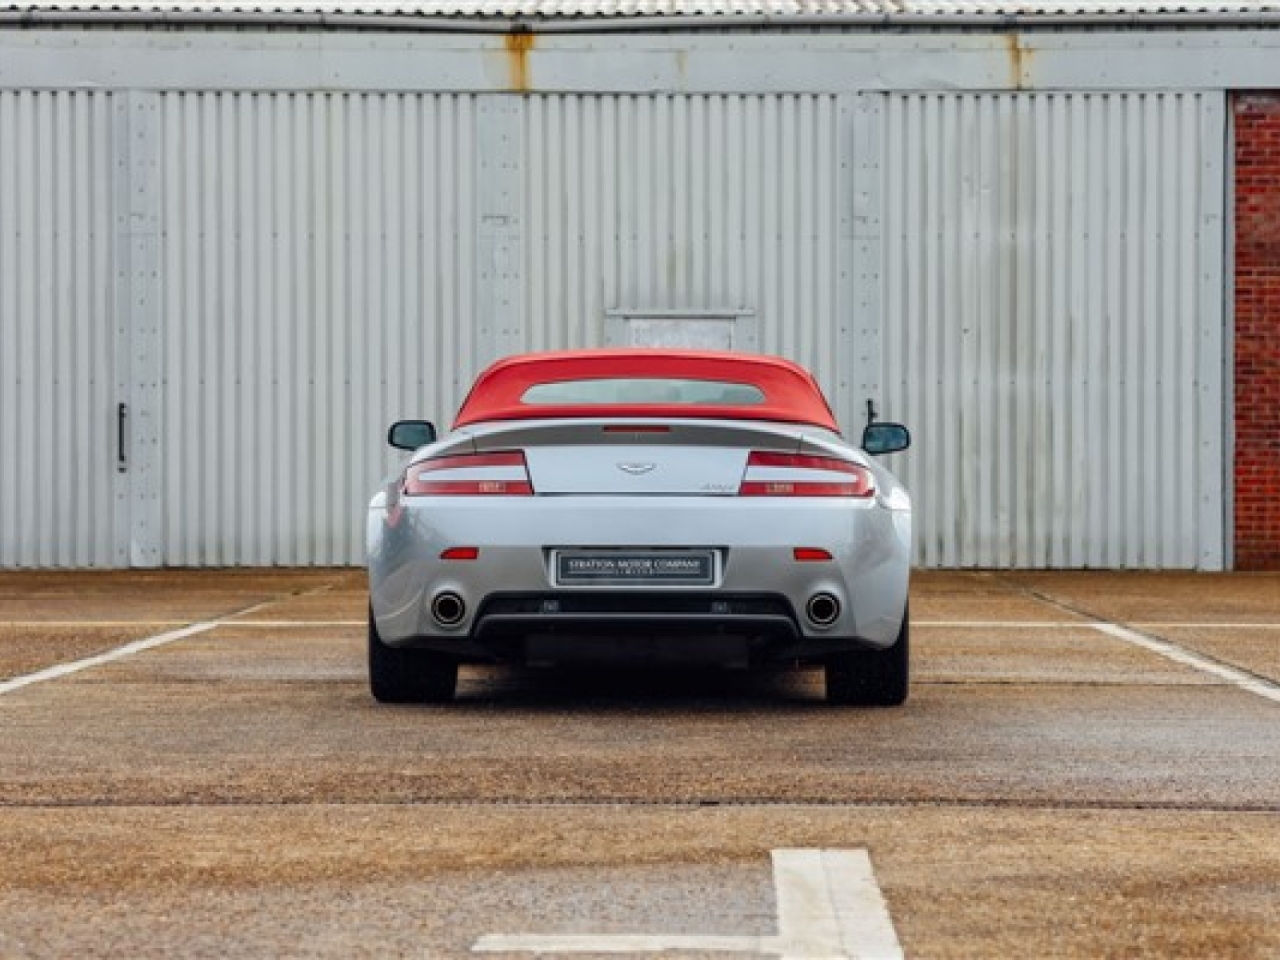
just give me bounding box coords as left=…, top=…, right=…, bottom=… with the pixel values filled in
left=368, top=608, right=458, bottom=704
left=824, top=605, right=909, bottom=707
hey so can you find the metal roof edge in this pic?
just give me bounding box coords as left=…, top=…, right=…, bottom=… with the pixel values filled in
left=4, top=7, right=1280, bottom=32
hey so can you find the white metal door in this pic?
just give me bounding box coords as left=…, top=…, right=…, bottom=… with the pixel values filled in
left=0, top=91, right=127, bottom=567
left=876, top=92, right=1226, bottom=569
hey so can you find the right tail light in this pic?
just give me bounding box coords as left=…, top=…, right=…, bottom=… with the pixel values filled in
left=738, top=451, right=875, bottom=498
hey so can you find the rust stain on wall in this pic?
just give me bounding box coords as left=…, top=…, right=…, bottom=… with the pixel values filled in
left=1005, top=33, right=1034, bottom=90
left=504, top=32, right=535, bottom=93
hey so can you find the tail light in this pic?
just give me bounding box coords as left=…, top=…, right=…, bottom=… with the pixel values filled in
left=738, top=451, right=875, bottom=498
left=403, top=451, right=533, bottom=496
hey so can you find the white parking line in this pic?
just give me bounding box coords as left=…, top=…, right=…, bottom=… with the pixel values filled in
left=919, top=622, right=1280, bottom=630
left=6, top=612, right=1278, bottom=710
left=0, top=600, right=281, bottom=696
left=5, top=619, right=1275, bottom=630
left=917, top=621, right=1087, bottom=628
left=0, top=621, right=191, bottom=628
left=1129, top=623, right=1280, bottom=630
left=773, top=848, right=904, bottom=960
left=476, top=932, right=776, bottom=954
left=0, top=622, right=219, bottom=695
left=0, top=620, right=364, bottom=629
left=472, top=848, right=903, bottom=959
left=227, top=620, right=365, bottom=627
left=1092, top=623, right=1280, bottom=705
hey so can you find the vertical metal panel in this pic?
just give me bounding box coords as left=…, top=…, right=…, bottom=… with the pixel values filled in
left=117, top=91, right=164, bottom=567
left=157, top=92, right=480, bottom=565
left=845, top=95, right=883, bottom=429
left=881, top=91, right=1225, bottom=569
left=0, top=91, right=118, bottom=567
left=477, top=97, right=524, bottom=362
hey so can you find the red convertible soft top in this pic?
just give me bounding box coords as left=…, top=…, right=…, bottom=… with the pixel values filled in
left=452, top=349, right=841, bottom=433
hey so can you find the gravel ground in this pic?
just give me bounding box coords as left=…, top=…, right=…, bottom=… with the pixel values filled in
left=0, top=569, right=1278, bottom=958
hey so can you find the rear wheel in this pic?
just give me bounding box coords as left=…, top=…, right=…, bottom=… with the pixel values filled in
left=824, top=605, right=909, bottom=707
left=368, top=608, right=458, bottom=704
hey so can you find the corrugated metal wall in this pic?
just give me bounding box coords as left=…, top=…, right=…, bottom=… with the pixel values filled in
left=156, top=92, right=483, bottom=564
left=0, top=91, right=121, bottom=567
left=152, top=92, right=852, bottom=565
left=522, top=95, right=856, bottom=401
left=879, top=92, right=1226, bottom=568
left=0, top=86, right=1227, bottom=568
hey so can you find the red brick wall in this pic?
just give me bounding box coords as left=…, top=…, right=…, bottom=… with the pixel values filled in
left=1235, top=93, right=1280, bottom=570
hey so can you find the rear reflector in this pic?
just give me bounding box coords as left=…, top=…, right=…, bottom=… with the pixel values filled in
left=403, top=451, right=533, bottom=496
left=793, top=547, right=833, bottom=562
left=440, top=546, right=480, bottom=560
left=739, top=451, right=875, bottom=498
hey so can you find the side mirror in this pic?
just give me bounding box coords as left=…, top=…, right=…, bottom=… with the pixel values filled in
left=862, top=422, right=910, bottom=456
left=387, top=420, right=437, bottom=451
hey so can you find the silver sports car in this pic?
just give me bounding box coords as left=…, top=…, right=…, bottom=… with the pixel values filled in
left=367, top=349, right=912, bottom=705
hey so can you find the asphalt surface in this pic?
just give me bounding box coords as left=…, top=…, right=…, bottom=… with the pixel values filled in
left=1, top=569, right=1279, bottom=958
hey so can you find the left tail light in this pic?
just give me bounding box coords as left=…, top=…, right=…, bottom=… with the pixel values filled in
left=738, top=451, right=875, bottom=498
left=403, top=451, right=533, bottom=496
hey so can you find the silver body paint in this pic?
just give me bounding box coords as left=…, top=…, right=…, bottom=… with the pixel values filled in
left=368, top=416, right=910, bottom=666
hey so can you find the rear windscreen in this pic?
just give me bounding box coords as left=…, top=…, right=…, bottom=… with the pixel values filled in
left=520, top=378, right=766, bottom=406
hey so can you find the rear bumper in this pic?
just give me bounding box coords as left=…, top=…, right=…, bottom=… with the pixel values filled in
left=388, top=595, right=884, bottom=667
left=368, top=494, right=910, bottom=653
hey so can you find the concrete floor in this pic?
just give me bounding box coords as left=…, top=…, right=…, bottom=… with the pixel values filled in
left=0, top=570, right=1278, bottom=958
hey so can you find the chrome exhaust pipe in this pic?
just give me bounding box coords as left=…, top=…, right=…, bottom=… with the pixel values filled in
left=431, top=591, right=466, bottom=627
left=806, top=593, right=840, bottom=627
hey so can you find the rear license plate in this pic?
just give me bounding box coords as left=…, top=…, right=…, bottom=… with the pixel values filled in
left=554, top=550, right=716, bottom=586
